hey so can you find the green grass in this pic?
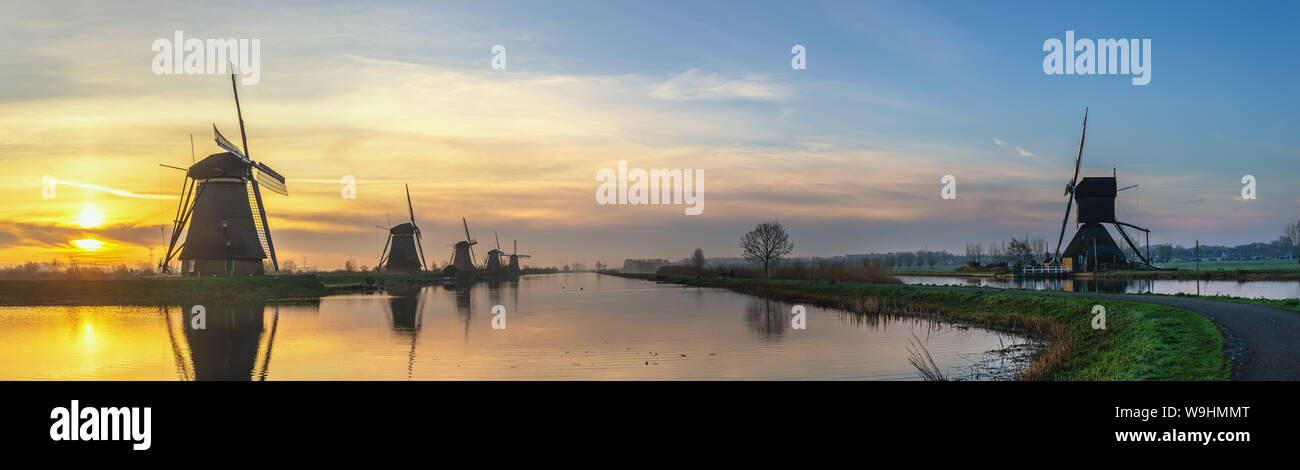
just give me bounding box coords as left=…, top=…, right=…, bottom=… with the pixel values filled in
left=0, top=275, right=330, bottom=305
left=0, top=271, right=552, bottom=305
left=617, top=274, right=1227, bottom=381
left=1158, top=259, right=1300, bottom=272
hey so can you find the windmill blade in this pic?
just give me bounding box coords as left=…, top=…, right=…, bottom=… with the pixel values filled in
left=406, top=184, right=416, bottom=225
left=495, top=232, right=501, bottom=252
left=1070, top=107, right=1088, bottom=187
left=415, top=228, right=428, bottom=272
left=254, top=163, right=288, bottom=196
left=462, top=217, right=476, bottom=262
left=378, top=233, right=392, bottom=268
left=246, top=168, right=279, bottom=272
left=213, top=125, right=248, bottom=162
left=1053, top=192, right=1075, bottom=261
left=1118, top=184, right=1139, bottom=192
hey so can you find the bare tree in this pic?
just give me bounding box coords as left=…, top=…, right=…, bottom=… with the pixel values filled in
left=1285, top=221, right=1300, bottom=263
left=1007, top=237, right=1033, bottom=267
left=740, top=221, right=794, bottom=279
left=691, top=248, right=706, bottom=278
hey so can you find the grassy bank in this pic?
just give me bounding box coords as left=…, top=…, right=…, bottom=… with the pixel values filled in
left=0, top=271, right=474, bottom=306
left=0, top=275, right=329, bottom=305
left=613, top=273, right=1226, bottom=381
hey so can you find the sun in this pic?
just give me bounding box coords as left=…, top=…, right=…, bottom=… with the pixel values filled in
left=74, top=204, right=106, bottom=228
left=70, top=239, right=105, bottom=251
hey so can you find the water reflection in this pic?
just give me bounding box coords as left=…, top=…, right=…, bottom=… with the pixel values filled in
left=167, top=301, right=276, bottom=381
left=0, top=273, right=1030, bottom=380
left=743, top=298, right=786, bottom=342
left=896, top=275, right=1300, bottom=300
left=382, top=290, right=424, bottom=379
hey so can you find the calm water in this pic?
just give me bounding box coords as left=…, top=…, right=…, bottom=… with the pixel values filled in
left=896, top=275, right=1300, bottom=300
left=0, top=273, right=1028, bottom=380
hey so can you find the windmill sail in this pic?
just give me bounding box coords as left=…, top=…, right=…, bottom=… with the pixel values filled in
left=247, top=182, right=273, bottom=264
left=254, top=162, right=288, bottom=196
left=213, top=125, right=247, bottom=161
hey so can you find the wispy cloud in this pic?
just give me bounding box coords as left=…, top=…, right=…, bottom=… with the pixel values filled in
left=993, top=137, right=1035, bottom=158
left=650, top=69, right=789, bottom=101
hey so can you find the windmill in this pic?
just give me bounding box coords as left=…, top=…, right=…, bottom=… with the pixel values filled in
left=446, top=217, right=478, bottom=275
left=159, top=71, right=287, bottom=276
left=506, top=239, right=531, bottom=273
left=1051, top=108, right=1153, bottom=271
left=484, top=232, right=505, bottom=273
left=377, top=184, right=428, bottom=273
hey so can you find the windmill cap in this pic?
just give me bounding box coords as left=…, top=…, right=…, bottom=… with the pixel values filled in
left=189, top=152, right=249, bottom=179
left=390, top=222, right=417, bottom=234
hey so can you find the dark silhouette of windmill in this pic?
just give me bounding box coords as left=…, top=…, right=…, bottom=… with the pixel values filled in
left=377, top=184, right=428, bottom=273
left=446, top=217, right=478, bottom=276
left=160, top=71, right=286, bottom=276
left=484, top=232, right=505, bottom=273
left=506, top=239, right=531, bottom=274
left=1051, top=108, right=1153, bottom=271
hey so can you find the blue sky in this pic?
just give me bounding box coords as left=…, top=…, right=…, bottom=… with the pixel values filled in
left=1, top=0, right=1297, bottom=267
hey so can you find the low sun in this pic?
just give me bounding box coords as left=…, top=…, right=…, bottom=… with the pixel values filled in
left=74, top=204, right=105, bottom=228
left=70, top=239, right=105, bottom=251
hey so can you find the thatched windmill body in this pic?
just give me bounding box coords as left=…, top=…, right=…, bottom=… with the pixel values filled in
left=506, top=239, right=531, bottom=274
left=484, top=232, right=505, bottom=273
left=160, top=72, right=287, bottom=276
left=446, top=217, right=478, bottom=276
left=377, top=184, right=428, bottom=273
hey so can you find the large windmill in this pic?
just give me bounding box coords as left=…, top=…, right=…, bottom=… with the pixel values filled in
left=160, top=71, right=287, bottom=276
left=1051, top=108, right=1153, bottom=272
left=506, top=239, right=531, bottom=274
left=377, top=184, right=428, bottom=273
left=446, top=217, right=478, bottom=275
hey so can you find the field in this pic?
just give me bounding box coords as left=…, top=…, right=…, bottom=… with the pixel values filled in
left=1155, top=258, right=1300, bottom=272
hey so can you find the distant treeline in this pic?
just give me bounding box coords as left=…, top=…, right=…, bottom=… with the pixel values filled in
left=1147, top=237, right=1296, bottom=262
left=0, top=259, right=156, bottom=281
left=656, top=257, right=899, bottom=284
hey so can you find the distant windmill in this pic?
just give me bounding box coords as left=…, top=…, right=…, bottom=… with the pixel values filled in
left=506, top=239, right=531, bottom=273
left=1051, top=108, right=1152, bottom=271
left=484, top=232, right=505, bottom=272
left=447, top=217, right=478, bottom=275
left=160, top=70, right=287, bottom=276
left=377, top=184, right=428, bottom=273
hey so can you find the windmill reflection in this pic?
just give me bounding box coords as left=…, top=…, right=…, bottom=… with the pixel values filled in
left=164, top=300, right=281, bottom=381
left=744, top=298, right=787, bottom=342
left=382, top=288, right=426, bottom=379
left=439, top=282, right=476, bottom=340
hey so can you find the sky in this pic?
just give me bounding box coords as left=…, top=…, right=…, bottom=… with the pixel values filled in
left=1, top=0, right=1297, bottom=269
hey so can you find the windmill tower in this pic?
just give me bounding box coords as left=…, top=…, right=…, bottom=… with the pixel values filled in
left=484, top=232, right=505, bottom=273
left=160, top=72, right=286, bottom=276
left=377, top=184, right=428, bottom=273
left=446, top=217, right=478, bottom=275
left=1051, top=108, right=1153, bottom=272
left=506, top=239, right=531, bottom=274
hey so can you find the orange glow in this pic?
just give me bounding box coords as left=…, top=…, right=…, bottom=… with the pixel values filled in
left=70, top=239, right=105, bottom=251
left=74, top=204, right=106, bottom=228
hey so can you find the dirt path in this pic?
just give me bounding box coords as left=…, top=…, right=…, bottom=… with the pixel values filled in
left=905, top=285, right=1299, bottom=380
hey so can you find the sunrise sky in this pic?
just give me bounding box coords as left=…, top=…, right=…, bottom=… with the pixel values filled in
left=1, top=0, right=1297, bottom=269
